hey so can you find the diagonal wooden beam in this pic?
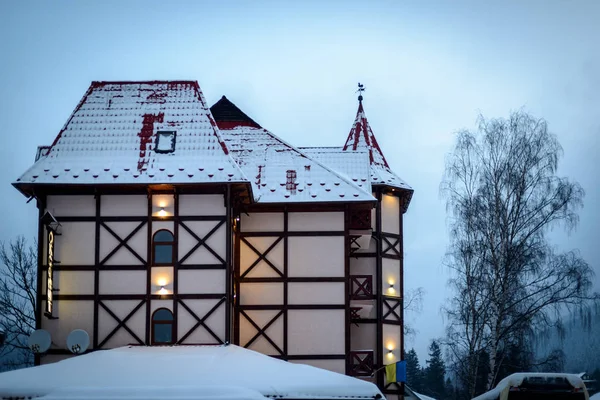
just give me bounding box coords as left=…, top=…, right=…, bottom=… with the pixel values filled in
left=98, top=300, right=145, bottom=347
left=240, top=237, right=283, bottom=278
left=243, top=310, right=284, bottom=349
left=382, top=236, right=401, bottom=257
left=100, top=221, right=147, bottom=265
left=179, top=220, right=226, bottom=265
left=239, top=309, right=284, bottom=355
left=382, top=298, right=402, bottom=321
left=177, top=297, right=225, bottom=344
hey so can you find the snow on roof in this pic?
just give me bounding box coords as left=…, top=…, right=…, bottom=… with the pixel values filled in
left=0, top=345, right=383, bottom=400
left=298, top=147, right=372, bottom=194
left=342, top=101, right=412, bottom=192
left=221, top=127, right=374, bottom=203
left=212, top=97, right=375, bottom=204
left=14, top=81, right=246, bottom=190
left=471, top=372, right=588, bottom=400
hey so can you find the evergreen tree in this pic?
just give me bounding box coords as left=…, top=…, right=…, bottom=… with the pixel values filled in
left=423, top=340, right=446, bottom=399
left=405, top=348, right=423, bottom=392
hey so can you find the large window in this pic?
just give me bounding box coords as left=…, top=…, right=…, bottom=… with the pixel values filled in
left=151, top=308, right=174, bottom=345
left=153, top=229, right=175, bottom=265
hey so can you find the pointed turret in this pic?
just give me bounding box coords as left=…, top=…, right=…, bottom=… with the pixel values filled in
left=342, top=91, right=412, bottom=208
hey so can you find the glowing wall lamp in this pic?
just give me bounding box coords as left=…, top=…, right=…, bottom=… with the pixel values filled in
left=387, top=344, right=395, bottom=359
left=157, top=207, right=168, bottom=218
left=387, top=280, right=396, bottom=295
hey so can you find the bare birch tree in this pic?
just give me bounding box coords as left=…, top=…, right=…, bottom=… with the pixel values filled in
left=0, top=236, right=36, bottom=370
left=441, top=111, right=596, bottom=394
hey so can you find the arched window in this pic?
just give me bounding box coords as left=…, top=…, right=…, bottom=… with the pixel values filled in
left=151, top=308, right=174, bottom=345
left=152, top=229, right=175, bottom=265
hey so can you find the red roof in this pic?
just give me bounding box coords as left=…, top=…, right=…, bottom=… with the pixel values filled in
left=343, top=101, right=389, bottom=168
left=15, top=81, right=246, bottom=187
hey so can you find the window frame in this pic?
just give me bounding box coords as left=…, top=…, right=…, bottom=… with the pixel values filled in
left=152, top=229, right=175, bottom=266
left=155, top=131, right=177, bottom=154
left=151, top=307, right=175, bottom=345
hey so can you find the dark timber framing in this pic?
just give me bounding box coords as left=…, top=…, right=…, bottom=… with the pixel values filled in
left=31, top=186, right=407, bottom=398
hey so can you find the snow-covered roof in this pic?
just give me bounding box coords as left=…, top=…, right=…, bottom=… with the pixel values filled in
left=342, top=101, right=412, bottom=192
left=298, top=147, right=372, bottom=194
left=14, top=81, right=247, bottom=190
left=0, top=345, right=383, bottom=400
left=212, top=97, right=375, bottom=204
left=471, top=372, right=588, bottom=400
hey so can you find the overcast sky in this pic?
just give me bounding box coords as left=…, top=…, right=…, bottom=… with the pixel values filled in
left=1, top=0, right=599, bottom=362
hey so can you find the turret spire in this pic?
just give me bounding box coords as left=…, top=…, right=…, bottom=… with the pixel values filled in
left=356, top=82, right=365, bottom=102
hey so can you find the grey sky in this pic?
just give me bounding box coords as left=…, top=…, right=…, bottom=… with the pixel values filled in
left=1, top=0, right=598, bottom=362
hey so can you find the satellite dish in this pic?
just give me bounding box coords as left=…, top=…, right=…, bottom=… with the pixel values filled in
left=66, top=329, right=90, bottom=354
left=28, top=329, right=52, bottom=353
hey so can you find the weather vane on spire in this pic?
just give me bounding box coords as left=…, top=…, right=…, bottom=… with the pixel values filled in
left=356, top=82, right=365, bottom=102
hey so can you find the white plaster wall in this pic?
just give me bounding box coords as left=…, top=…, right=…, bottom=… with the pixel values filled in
left=383, top=324, right=402, bottom=362
left=288, top=282, right=344, bottom=305
left=41, top=300, right=94, bottom=349
left=100, top=222, right=147, bottom=265
left=47, top=195, right=95, bottom=216
left=98, top=299, right=146, bottom=348
left=152, top=221, right=174, bottom=235
left=100, top=195, right=147, bottom=216
left=150, top=299, right=173, bottom=315
left=239, top=309, right=283, bottom=356
left=55, top=222, right=95, bottom=265
left=288, top=237, right=344, bottom=277
left=241, top=213, right=284, bottom=232
left=381, top=194, right=400, bottom=234
left=289, top=359, right=345, bottom=374
left=53, top=271, right=94, bottom=295
left=288, top=310, right=345, bottom=355
left=99, top=271, right=146, bottom=294
left=288, top=212, right=344, bottom=231
left=239, top=283, right=283, bottom=305
left=177, top=299, right=225, bottom=344
left=351, top=323, right=377, bottom=357
left=178, top=221, right=225, bottom=265
left=152, top=194, right=174, bottom=217
left=240, top=237, right=283, bottom=277
left=178, top=270, right=225, bottom=294
left=382, top=258, right=401, bottom=297
left=179, top=195, right=225, bottom=216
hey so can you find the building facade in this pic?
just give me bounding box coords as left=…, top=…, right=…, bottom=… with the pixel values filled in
left=13, top=81, right=413, bottom=398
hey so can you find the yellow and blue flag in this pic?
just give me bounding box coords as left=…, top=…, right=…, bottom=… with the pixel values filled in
left=385, top=360, right=407, bottom=384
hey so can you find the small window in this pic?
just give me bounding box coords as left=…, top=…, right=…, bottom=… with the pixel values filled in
left=286, top=169, right=297, bottom=193
left=153, top=229, right=175, bottom=265
left=155, top=131, right=176, bottom=153
left=151, top=308, right=174, bottom=345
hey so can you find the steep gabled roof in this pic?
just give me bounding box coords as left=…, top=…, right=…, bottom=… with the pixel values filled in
left=14, top=81, right=246, bottom=192
left=212, top=97, right=374, bottom=204
left=342, top=99, right=412, bottom=192
left=210, top=95, right=261, bottom=129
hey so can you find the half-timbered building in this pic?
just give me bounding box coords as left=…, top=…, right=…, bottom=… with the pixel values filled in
left=12, top=81, right=413, bottom=398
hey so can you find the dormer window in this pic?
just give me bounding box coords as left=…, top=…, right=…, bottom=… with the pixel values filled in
left=155, top=131, right=176, bottom=153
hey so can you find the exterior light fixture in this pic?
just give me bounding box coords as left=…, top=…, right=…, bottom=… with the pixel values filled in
left=158, top=207, right=167, bottom=217
left=158, top=286, right=168, bottom=295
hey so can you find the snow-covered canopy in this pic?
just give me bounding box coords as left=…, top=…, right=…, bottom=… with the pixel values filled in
left=472, top=372, right=589, bottom=400
left=0, top=345, right=383, bottom=400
